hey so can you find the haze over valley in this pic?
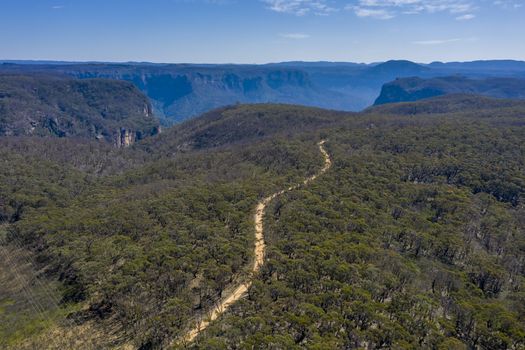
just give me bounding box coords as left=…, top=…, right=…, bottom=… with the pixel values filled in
left=3, top=59, right=525, bottom=124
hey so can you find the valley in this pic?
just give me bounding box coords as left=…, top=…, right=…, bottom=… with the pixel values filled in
left=2, top=0, right=525, bottom=348
left=0, top=96, right=524, bottom=349
left=3, top=60, right=525, bottom=124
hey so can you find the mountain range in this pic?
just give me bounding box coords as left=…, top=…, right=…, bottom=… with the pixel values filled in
left=2, top=59, right=525, bottom=123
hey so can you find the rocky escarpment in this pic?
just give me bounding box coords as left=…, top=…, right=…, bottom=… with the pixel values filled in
left=66, top=67, right=330, bottom=123
left=0, top=74, right=161, bottom=145
left=374, top=76, right=525, bottom=105
left=113, top=125, right=161, bottom=148
left=4, top=60, right=525, bottom=123
left=1, top=64, right=341, bottom=123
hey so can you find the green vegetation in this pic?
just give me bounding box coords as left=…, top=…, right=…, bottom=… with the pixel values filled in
left=374, top=76, right=525, bottom=105
left=195, top=111, right=525, bottom=349
left=0, top=74, right=160, bottom=144
left=0, top=225, right=73, bottom=349
left=0, top=105, right=329, bottom=348
left=0, top=97, right=524, bottom=349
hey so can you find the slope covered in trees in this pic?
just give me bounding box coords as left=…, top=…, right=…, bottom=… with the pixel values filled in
left=0, top=104, right=331, bottom=349
left=0, top=74, right=160, bottom=146
left=0, top=96, right=524, bottom=349
left=367, top=93, right=525, bottom=116
left=374, top=76, right=525, bottom=105
left=194, top=104, right=525, bottom=349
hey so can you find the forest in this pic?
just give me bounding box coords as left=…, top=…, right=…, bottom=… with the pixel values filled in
left=0, top=74, right=160, bottom=145
left=0, top=96, right=524, bottom=349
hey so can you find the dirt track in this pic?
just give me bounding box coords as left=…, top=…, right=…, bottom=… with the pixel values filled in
left=180, top=140, right=332, bottom=344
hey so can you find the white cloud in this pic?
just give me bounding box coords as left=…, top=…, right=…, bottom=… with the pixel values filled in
left=412, top=37, right=477, bottom=45
left=455, top=13, right=475, bottom=20
left=412, top=38, right=462, bottom=45
left=263, top=0, right=516, bottom=19
left=52, top=5, right=64, bottom=9
left=352, top=6, right=394, bottom=19
left=493, top=0, right=523, bottom=8
left=280, top=33, right=311, bottom=39
left=347, top=0, right=476, bottom=19
left=262, top=0, right=337, bottom=15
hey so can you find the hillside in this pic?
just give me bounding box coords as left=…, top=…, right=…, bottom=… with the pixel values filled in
left=2, top=60, right=525, bottom=122
left=368, top=93, right=525, bottom=115
left=374, top=76, right=525, bottom=105
left=0, top=74, right=160, bottom=146
left=0, top=97, right=524, bottom=349
left=139, top=104, right=346, bottom=155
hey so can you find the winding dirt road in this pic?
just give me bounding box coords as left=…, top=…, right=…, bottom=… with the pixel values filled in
left=180, top=140, right=332, bottom=345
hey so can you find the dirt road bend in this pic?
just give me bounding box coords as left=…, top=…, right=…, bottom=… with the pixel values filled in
left=180, top=140, right=332, bottom=345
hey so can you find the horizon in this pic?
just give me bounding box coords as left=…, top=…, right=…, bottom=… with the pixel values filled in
left=3, top=58, right=525, bottom=66
left=2, top=0, right=525, bottom=64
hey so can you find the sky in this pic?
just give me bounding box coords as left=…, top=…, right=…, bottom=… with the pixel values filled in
left=0, top=0, right=524, bottom=64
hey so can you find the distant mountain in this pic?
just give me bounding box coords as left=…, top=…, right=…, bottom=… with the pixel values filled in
left=2, top=59, right=525, bottom=122
left=365, top=60, right=430, bottom=78
left=368, top=93, right=525, bottom=115
left=0, top=64, right=352, bottom=123
left=0, top=74, right=160, bottom=146
left=428, top=60, right=525, bottom=73
left=374, top=76, right=525, bottom=105
left=266, top=61, right=368, bottom=68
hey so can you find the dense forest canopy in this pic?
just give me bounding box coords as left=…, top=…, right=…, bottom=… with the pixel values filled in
left=0, top=95, right=524, bottom=349
left=0, top=74, right=160, bottom=146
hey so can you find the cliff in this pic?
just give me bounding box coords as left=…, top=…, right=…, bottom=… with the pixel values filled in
left=0, top=74, right=161, bottom=145
left=374, top=76, right=525, bottom=105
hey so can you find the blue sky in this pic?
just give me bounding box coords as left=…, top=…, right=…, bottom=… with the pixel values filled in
left=1, top=0, right=524, bottom=63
